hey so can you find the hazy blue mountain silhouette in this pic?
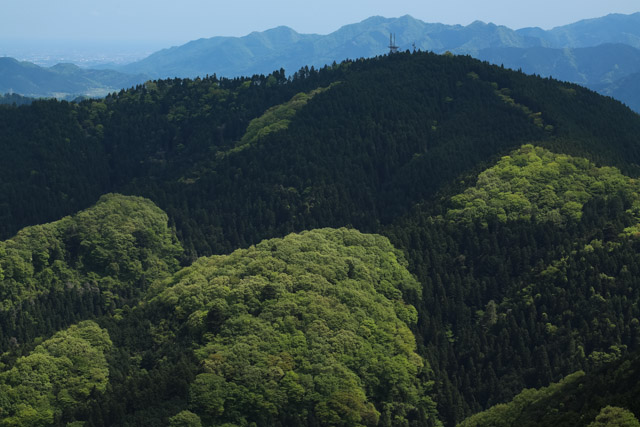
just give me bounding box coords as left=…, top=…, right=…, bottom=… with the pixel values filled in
left=3, top=12, right=640, bottom=111
left=595, top=71, right=640, bottom=112
left=476, top=43, right=640, bottom=86
left=517, top=12, right=640, bottom=48
left=0, top=57, right=148, bottom=99
left=120, top=13, right=640, bottom=80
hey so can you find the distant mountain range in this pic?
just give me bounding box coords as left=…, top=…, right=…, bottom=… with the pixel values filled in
left=116, top=12, right=640, bottom=113
left=477, top=44, right=640, bottom=86
left=596, top=70, right=640, bottom=112
left=0, top=57, right=148, bottom=99
left=2, top=12, right=640, bottom=110
left=118, top=13, right=640, bottom=79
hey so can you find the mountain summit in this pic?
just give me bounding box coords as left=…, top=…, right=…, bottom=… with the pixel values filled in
left=120, top=12, right=640, bottom=80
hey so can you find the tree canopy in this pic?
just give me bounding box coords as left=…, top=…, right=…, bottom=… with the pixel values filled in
left=149, top=228, right=438, bottom=426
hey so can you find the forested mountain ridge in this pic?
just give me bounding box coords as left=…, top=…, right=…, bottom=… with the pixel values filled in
left=3, top=51, right=640, bottom=253
left=384, top=145, right=640, bottom=423
left=3, top=152, right=640, bottom=425
left=0, top=207, right=442, bottom=425
left=2, top=52, right=640, bottom=425
left=4, top=13, right=640, bottom=111
left=457, top=351, right=640, bottom=426
left=114, top=12, right=640, bottom=112
left=0, top=194, right=182, bottom=352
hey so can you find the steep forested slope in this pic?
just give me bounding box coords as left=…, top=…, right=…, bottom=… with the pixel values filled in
left=458, top=351, right=640, bottom=426
left=3, top=51, right=640, bottom=256
left=4, top=149, right=640, bottom=426
left=0, top=208, right=441, bottom=426
left=0, top=194, right=181, bottom=352
left=385, top=145, right=640, bottom=424
left=0, top=321, right=113, bottom=425
left=2, top=52, right=640, bottom=426
left=141, top=228, right=437, bottom=426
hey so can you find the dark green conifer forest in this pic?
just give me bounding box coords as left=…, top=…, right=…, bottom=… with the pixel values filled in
left=1, top=51, right=640, bottom=426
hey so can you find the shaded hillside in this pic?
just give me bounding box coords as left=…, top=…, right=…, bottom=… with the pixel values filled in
left=385, top=145, right=640, bottom=423
left=458, top=351, right=640, bottom=426
left=0, top=194, right=182, bottom=352
left=91, top=53, right=640, bottom=256
left=0, top=212, right=442, bottom=426
left=2, top=52, right=640, bottom=425
left=2, top=52, right=640, bottom=254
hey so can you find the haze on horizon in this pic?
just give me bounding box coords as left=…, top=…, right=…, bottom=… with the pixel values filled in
left=3, top=0, right=640, bottom=46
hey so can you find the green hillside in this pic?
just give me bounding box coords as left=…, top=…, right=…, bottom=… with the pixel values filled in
left=1, top=52, right=640, bottom=426
left=0, top=210, right=441, bottom=426
left=385, top=145, right=640, bottom=424
left=0, top=321, right=113, bottom=426
left=146, top=228, right=437, bottom=426
left=3, top=51, right=640, bottom=255
left=458, top=351, right=640, bottom=427
left=0, top=194, right=181, bottom=352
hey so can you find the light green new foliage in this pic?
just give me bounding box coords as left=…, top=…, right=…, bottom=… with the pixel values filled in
left=448, top=144, right=640, bottom=227
left=228, top=83, right=339, bottom=155
left=0, top=321, right=112, bottom=426
left=457, top=371, right=585, bottom=427
left=169, top=410, right=203, bottom=427
left=0, top=193, right=182, bottom=311
left=589, top=406, right=640, bottom=427
left=151, top=228, right=438, bottom=426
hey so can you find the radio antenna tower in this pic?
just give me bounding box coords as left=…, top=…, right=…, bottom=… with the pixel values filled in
left=388, top=33, right=399, bottom=54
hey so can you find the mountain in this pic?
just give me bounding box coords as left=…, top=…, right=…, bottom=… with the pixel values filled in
left=119, top=15, right=537, bottom=79
left=121, top=13, right=640, bottom=81
left=0, top=198, right=440, bottom=425
left=476, top=43, right=640, bottom=87
left=458, top=352, right=640, bottom=426
left=5, top=13, right=640, bottom=108
left=517, top=12, right=640, bottom=49
left=5, top=51, right=640, bottom=250
left=2, top=52, right=640, bottom=425
left=0, top=57, right=148, bottom=99
left=596, top=71, right=640, bottom=112
left=118, top=13, right=640, bottom=112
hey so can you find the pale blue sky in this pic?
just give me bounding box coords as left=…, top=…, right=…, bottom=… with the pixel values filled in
left=2, top=0, right=639, bottom=44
